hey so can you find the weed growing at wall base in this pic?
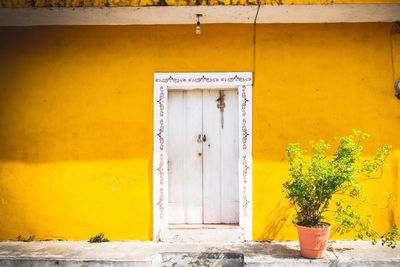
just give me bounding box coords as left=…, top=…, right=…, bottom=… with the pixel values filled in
left=88, top=233, right=109, bottom=243
left=16, top=235, right=35, bottom=242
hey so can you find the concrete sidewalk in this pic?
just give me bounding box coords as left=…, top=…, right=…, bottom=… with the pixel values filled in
left=0, top=240, right=399, bottom=266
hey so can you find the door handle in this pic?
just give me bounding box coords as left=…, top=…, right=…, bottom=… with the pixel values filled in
left=197, top=134, right=207, bottom=143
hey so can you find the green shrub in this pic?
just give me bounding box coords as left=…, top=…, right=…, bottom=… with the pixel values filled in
left=282, top=130, right=398, bottom=247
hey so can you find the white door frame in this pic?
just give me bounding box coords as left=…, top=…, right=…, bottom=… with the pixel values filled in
left=153, top=72, right=253, bottom=241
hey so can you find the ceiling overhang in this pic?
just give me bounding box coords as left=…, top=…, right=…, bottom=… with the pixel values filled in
left=0, top=4, right=399, bottom=26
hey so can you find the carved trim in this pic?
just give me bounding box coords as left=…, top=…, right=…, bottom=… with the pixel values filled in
left=156, top=153, right=165, bottom=219
left=155, top=74, right=252, bottom=85
left=242, top=156, right=250, bottom=216
left=154, top=72, right=252, bottom=241
left=155, top=76, right=187, bottom=83
left=240, top=85, right=250, bottom=216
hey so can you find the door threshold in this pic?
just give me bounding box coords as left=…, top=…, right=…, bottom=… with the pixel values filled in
left=169, top=224, right=240, bottom=230
left=160, top=225, right=245, bottom=243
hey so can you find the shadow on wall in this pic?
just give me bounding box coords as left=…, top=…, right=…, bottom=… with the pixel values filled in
left=0, top=27, right=155, bottom=163
left=148, top=157, right=154, bottom=240
left=259, top=201, right=293, bottom=241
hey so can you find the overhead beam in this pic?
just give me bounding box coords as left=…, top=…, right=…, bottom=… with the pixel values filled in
left=0, top=4, right=399, bottom=26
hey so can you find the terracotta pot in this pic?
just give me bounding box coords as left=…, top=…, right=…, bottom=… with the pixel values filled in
left=296, top=223, right=330, bottom=259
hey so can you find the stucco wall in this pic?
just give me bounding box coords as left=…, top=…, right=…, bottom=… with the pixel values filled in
left=0, top=23, right=399, bottom=241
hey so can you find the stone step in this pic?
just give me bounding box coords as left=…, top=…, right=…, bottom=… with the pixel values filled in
left=159, top=228, right=245, bottom=242
left=156, top=252, right=244, bottom=267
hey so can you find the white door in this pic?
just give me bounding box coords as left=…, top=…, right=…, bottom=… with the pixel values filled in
left=168, top=89, right=239, bottom=224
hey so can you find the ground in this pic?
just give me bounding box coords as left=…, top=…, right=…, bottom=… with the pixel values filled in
left=0, top=240, right=399, bottom=266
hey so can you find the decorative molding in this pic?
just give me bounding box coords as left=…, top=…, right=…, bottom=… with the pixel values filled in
left=238, top=84, right=252, bottom=240
left=153, top=72, right=252, bottom=241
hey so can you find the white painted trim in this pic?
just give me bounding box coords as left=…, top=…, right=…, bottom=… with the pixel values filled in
left=239, top=84, right=252, bottom=240
left=153, top=72, right=253, bottom=241
left=1, top=4, right=400, bottom=26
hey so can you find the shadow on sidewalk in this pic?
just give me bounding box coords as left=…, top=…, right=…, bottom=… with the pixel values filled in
left=207, top=242, right=302, bottom=259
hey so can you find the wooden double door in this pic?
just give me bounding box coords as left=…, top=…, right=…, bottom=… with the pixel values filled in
left=168, top=89, right=239, bottom=225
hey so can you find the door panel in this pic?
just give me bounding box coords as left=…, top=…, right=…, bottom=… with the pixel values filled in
left=168, top=91, right=185, bottom=223
left=219, top=91, right=239, bottom=223
left=202, top=90, right=222, bottom=223
left=203, top=90, right=239, bottom=224
left=168, top=89, right=238, bottom=225
left=168, top=90, right=203, bottom=224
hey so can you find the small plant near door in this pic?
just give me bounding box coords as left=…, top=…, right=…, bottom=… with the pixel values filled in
left=282, top=130, right=399, bottom=258
left=88, top=233, right=109, bottom=243
left=16, top=235, right=35, bottom=242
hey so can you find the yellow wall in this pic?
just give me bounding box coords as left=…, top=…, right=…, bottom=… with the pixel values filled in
left=0, top=23, right=399, bottom=241
left=253, top=23, right=400, bottom=240
left=1, top=0, right=400, bottom=8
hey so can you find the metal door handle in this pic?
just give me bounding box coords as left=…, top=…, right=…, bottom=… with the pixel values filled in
left=197, top=134, right=202, bottom=143
left=202, top=134, right=206, bottom=142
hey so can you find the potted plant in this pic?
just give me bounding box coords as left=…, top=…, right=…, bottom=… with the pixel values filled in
left=282, top=130, right=399, bottom=259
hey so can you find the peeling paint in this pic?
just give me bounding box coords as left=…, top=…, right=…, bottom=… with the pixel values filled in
left=1, top=0, right=400, bottom=8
